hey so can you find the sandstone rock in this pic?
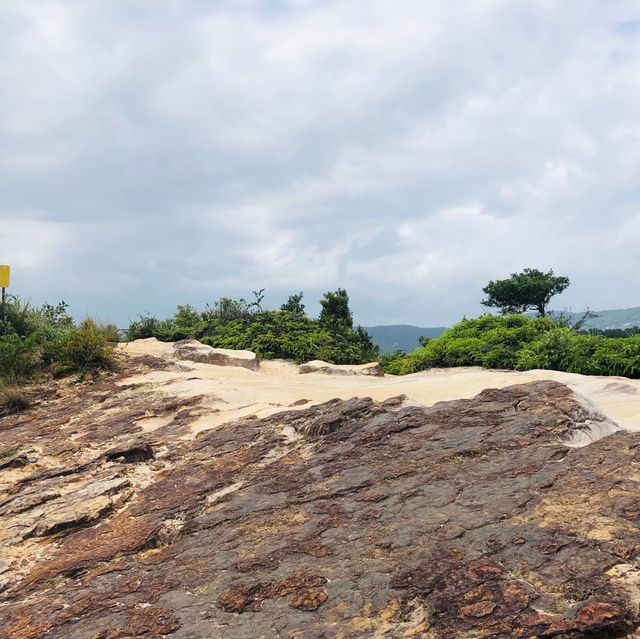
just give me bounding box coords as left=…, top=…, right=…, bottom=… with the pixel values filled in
left=1, top=366, right=640, bottom=638
left=298, top=359, right=384, bottom=376
left=173, top=340, right=259, bottom=371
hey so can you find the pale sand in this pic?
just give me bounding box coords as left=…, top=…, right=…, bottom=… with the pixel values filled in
left=117, top=340, right=640, bottom=436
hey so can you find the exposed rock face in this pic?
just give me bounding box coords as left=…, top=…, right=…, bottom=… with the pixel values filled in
left=1, top=359, right=640, bottom=638
left=173, top=339, right=259, bottom=371
left=299, top=359, right=384, bottom=376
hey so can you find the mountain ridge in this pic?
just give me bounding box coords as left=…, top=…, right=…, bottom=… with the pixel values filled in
left=363, top=324, right=447, bottom=353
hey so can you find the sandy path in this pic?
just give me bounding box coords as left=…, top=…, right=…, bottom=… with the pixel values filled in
left=117, top=340, right=640, bottom=435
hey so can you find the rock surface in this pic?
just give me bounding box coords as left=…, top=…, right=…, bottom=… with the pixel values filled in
left=1, top=357, right=640, bottom=637
left=173, top=339, right=259, bottom=371
left=299, top=359, right=384, bottom=376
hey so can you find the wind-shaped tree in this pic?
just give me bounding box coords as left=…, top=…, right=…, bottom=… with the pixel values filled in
left=481, top=268, right=570, bottom=317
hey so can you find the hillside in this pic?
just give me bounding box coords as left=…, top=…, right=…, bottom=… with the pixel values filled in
left=561, top=306, right=640, bottom=330
left=364, top=324, right=447, bottom=353
left=3, top=341, right=640, bottom=636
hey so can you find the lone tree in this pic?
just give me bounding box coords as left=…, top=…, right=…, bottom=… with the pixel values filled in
left=319, top=288, right=353, bottom=331
left=481, top=268, right=570, bottom=317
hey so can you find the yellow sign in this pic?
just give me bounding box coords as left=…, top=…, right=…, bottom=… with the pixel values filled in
left=0, top=265, right=10, bottom=288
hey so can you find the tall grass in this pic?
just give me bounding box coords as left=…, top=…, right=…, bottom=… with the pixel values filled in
left=0, top=296, right=118, bottom=385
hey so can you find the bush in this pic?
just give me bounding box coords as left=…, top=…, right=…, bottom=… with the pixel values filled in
left=125, top=314, right=163, bottom=341
left=0, top=384, right=30, bottom=416
left=100, top=323, right=122, bottom=343
left=0, top=333, right=41, bottom=383
left=51, top=319, right=118, bottom=377
left=385, top=314, right=640, bottom=378
left=125, top=292, right=380, bottom=366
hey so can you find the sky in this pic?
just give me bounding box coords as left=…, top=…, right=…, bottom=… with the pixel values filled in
left=1, top=0, right=639, bottom=327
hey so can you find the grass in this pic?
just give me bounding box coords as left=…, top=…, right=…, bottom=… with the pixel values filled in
left=546, top=596, right=571, bottom=615
left=0, top=385, right=30, bottom=416
left=51, top=319, right=118, bottom=378
left=0, top=296, right=119, bottom=388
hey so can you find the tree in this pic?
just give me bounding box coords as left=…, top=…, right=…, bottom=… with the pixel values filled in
left=280, top=292, right=306, bottom=316
left=319, top=288, right=353, bottom=331
left=481, top=268, right=570, bottom=317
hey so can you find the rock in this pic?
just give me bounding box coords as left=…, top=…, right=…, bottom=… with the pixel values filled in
left=2, top=367, right=640, bottom=638
left=27, top=495, right=114, bottom=538
left=298, top=359, right=384, bottom=376
left=173, top=340, right=259, bottom=371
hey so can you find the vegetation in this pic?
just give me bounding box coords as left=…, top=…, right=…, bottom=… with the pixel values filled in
left=384, top=314, right=640, bottom=378
left=0, top=383, right=30, bottom=416
left=380, top=268, right=640, bottom=378
left=4, top=266, right=640, bottom=386
left=0, top=296, right=117, bottom=386
left=482, top=268, right=570, bottom=317
left=580, top=326, right=640, bottom=338
left=125, top=289, right=379, bottom=365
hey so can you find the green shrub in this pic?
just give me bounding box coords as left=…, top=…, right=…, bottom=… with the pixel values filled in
left=52, top=319, right=117, bottom=377
left=99, top=323, right=122, bottom=343
left=377, top=350, right=406, bottom=369
left=0, top=296, right=42, bottom=338
left=125, top=314, right=162, bottom=341
left=386, top=314, right=640, bottom=378
left=0, top=333, right=41, bottom=383
left=127, top=292, right=379, bottom=366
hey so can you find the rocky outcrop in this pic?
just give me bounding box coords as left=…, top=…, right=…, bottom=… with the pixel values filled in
left=173, top=340, right=259, bottom=370
left=1, top=359, right=640, bottom=638
left=299, top=359, right=384, bottom=376
left=124, top=337, right=260, bottom=371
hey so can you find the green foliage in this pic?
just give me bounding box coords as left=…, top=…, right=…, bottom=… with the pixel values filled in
left=0, top=333, right=42, bottom=383
left=482, top=268, right=570, bottom=317
left=0, top=296, right=119, bottom=384
left=385, top=314, right=640, bottom=378
left=124, top=289, right=379, bottom=365
left=319, top=288, right=353, bottom=331
left=377, top=350, right=407, bottom=369
left=40, top=301, right=74, bottom=328
left=0, top=295, right=42, bottom=338
left=199, top=306, right=378, bottom=365
left=52, top=319, right=117, bottom=377
left=580, top=326, right=640, bottom=338
left=125, top=314, right=163, bottom=341
left=99, top=323, right=122, bottom=343
left=280, top=293, right=305, bottom=316
left=548, top=308, right=597, bottom=331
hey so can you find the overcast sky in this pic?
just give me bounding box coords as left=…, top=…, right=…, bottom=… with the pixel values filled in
left=1, top=1, right=639, bottom=327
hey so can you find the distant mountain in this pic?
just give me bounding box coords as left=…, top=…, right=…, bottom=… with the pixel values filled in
left=557, top=306, right=640, bottom=330
left=364, top=325, right=447, bottom=354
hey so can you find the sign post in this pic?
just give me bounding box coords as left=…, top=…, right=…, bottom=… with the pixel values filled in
left=0, top=265, right=10, bottom=324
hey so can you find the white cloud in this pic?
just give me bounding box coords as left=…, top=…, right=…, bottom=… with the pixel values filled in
left=0, top=0, right=639, bottom=324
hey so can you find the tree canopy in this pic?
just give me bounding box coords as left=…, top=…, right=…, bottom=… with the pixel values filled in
left=319, top=288, right=353, bottom=331
left=481, top=268, right=570, bottom=317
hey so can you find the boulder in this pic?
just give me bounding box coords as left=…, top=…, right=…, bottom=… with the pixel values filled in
left=173, top=340, right=259, bottom=371
left=298, top=359, right=384, bottom=376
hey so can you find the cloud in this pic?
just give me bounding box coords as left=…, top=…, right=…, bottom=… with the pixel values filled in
left=0, top=0, right=639, bottom=325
